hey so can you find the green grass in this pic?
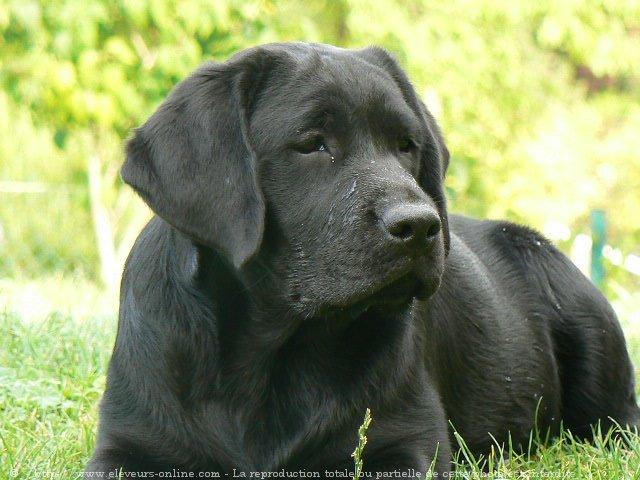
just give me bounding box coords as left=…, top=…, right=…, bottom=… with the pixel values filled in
left=0, top=312, right=113, bottom=478
left=1, top=309, right=639, bottom=479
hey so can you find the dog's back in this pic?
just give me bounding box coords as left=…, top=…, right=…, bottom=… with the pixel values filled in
left=424, top=214, right=639, bottom=453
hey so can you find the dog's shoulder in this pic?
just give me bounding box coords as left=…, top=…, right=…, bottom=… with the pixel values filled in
left=121, top=216, right=200, bottom=301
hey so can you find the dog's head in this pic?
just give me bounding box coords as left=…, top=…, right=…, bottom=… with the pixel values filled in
left=123, top=43, right=450, bottom=317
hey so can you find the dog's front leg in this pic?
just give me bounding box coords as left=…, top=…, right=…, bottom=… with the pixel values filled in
left=84, top=450, right=159, bottom=478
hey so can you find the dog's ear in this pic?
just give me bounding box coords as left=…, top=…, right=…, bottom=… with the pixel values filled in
left=357, top=46, right=451, bottom=255
left=416, top=101, right=451, bottom=255
left=122, top=48, right=282, bottom=268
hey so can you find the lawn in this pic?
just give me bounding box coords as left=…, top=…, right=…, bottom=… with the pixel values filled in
left=1, top=283, right=639, bottom=479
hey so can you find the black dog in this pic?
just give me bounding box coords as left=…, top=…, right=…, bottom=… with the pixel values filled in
left=87, top=43, right=639, bottom=477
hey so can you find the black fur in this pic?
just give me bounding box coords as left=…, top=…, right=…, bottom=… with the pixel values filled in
left=87, top=43, right=639, bottom=477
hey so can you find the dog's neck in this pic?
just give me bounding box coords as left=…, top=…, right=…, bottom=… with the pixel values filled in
left=193, top=243, right=421, bottom=404
left=141, top=232, right=424, bottom=465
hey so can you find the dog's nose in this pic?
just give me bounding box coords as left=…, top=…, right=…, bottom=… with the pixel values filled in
left=382, top=204, right=441, bottom=251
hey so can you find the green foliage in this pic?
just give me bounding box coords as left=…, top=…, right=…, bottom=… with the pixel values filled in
left=0, top=0, right=638, bottom=295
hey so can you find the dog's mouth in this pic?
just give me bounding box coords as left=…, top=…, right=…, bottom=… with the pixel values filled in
left=370, top=272, right=426, bottom=303
left=324, top=269, right=437, bottom=320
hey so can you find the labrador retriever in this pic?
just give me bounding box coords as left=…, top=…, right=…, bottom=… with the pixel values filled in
left=86, top=42, right=639, bottom=477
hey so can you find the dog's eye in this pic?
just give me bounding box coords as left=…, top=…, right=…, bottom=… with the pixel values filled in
left=295, top=136, right=329, bottom=155
left=398, top=137, right=417, bottom=153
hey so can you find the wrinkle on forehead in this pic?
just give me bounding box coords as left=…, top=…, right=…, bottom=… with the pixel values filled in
left=249, top=47, right=424, bottom=147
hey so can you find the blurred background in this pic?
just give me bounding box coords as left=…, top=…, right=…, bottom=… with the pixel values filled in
left=0, top=0, right=638, bottom=324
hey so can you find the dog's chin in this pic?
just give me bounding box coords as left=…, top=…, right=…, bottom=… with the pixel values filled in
left=318, top=269, right=442, bottom=321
